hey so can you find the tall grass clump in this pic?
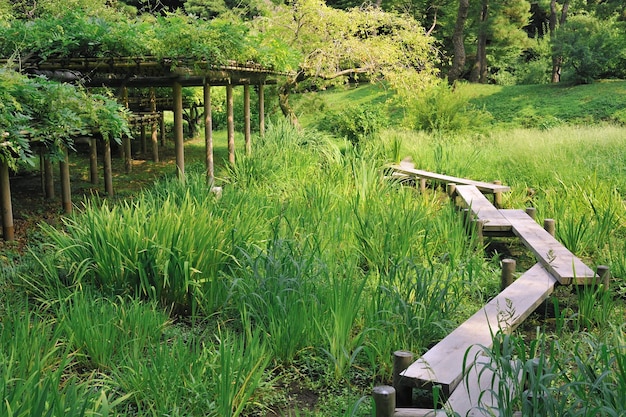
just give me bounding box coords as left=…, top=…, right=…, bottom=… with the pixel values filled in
left=111, top=320, right=270, bottom=417
left=235, top=223, right=324, bottom=365
left=56, top=291, right=170, bottom=370
left=471, top=326, right=626, bottom=416
left=41, top=174, right=272, bottom=314
left=0, top=304, right=127, bottom=416
left=228, top=118, right=342, bottom=194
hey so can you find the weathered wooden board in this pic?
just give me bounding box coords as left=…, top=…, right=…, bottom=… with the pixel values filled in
left=499, top=209, right=597, bottom=285
left=400, top=263, right=557, bottom=396
left=389, top=165, right=511, bottom=194
left=454, top=185, right=512, bottom=232
left=446, top=359, right=522, bottom=416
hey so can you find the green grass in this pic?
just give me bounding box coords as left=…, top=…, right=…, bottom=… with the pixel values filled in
left=1, top=80, right=625, bottom=416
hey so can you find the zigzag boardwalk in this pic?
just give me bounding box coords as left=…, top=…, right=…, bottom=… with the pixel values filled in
left=373, top=167, right=604, bottom=417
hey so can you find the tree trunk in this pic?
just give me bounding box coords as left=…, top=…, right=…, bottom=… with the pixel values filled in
left=470, top=0, right=489, bottom=83
left=278, top=77, right=301, bottom=128
left=448, top=0, right=470, bottom=84
left=550, top=0, right=569, bottom=83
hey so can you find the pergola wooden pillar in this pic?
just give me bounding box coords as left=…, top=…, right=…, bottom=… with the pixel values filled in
left=0, top=160, right=14, bottom=241
left=103, top=138, right=114, bottom=196
left=258, top=84, right=265, bottom=137
left=43, top=155, right=54, bottom=199
left=244, top=83, right=251, bottom=155
left=226, top=83, right=235, bottom=165
left=173, top=80, right=185, bottom=179
left=150, top=87, right=159, bottom=163
left=204, top=78, right=214, bottom=185
left=121, top=86, right=132, bottom=173
left=89, top=137, right=98, bottom=184
left=59, top=147, right=72, bottom=214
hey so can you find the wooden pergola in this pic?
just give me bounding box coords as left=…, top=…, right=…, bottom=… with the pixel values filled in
left=0, top=57, right=286, bottom=240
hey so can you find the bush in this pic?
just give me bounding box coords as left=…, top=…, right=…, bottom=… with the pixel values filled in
left=404, top=82, right=492, bottom=133
left=318, top=103, right=387, bottom=145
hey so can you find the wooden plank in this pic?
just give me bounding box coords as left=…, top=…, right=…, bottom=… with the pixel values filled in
left=500, top=210, right=597, bottom=285
left=446, top=359, right=522, bottom=416
left=400, top=264, right=557, bottom=396
left=390, top=164, right=511, bottom=194
left=454, top=185, right=512, bottom=232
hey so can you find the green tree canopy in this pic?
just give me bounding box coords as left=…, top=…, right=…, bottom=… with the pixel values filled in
left=253, top=0, right=439, bottom=122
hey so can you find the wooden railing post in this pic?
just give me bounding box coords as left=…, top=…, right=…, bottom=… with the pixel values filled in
left=597, top=265, right=610, bottom=288
left=543, top=218, right=555, bottom=236
left=493, top=180, right=503, bottom=208
left=393, top=350, right=414, bottom=407
left=373, top=385, right=396, bottom=417
left=501, top=258, right=516, bottom=290
left=473, top=219, right=484, bottom=246
left=419, top=178, right=427, bottom=193
left=525, top=207, right=537, bottom=221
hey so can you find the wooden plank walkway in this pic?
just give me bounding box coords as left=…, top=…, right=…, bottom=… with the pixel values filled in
left=500, top=209, right=597, bottom=285
left=400, top=263, right=557, bottom=396
left=454, top=185, right=512, bottom=233
left=376, top=166, right=602, bottom=417
left=390, top=164, right=511, bottom=194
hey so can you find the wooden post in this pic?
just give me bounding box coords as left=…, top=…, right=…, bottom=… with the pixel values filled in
left=446, top=183, right=456, bottom=197
left=244, top=83, right=251, bottom=156
left=393, top=350, right=414, bottom=407
left=140, top=123, right=147, bottom=154
left=204, top=78, right=214, bottom=185
left=419, top=178, right=427, bottom=194
left=89, top=137, right=98, bottom=184
left=150, top=88, right=159, bottom=162
left=123, top=135, right=132, bottom=173
left=525, top=207, right=537, bottom=221
left=501, top=258, right=516, bottom=290
left=59, top=147, right=72, bottom=214
left=473, top=219, right=484, bottom=246
left=0, top=159, right=14, bottom=241
left=173, top=80, right=185, bottom=180
left=43, top=155, right=54, bottom=199
left=103, top=138, right=114, bottom=196
left=227, top=83, right=235, bottom=165
left=597, top=265, right=610, bottom=288
left=373, top=386, right=396, bottom=417
left=258, top=83, right=265, bottom=137
left=543, top=219, right=555, bottom=237
left=160, top=113, right=166, bottom=146
left=493, top=180, right=503, bottom=208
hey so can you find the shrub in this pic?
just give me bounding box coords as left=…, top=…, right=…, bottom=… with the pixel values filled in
left=318, top=103, right=388, bottom=145
left=404, top=82, right=492, bottom=133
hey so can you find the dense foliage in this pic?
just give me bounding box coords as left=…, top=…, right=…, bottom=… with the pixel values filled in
left=0, top=69, right=129, bottom=168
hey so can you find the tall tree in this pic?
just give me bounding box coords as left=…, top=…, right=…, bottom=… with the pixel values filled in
left=447, top=0, right=469, bottom=84
left=549, top=0, right=569, bottom=82
left=469, top=0, right=489, bottom=83
left=467, top=0, right=531, bottom=83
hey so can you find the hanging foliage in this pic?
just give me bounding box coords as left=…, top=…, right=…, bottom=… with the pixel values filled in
left=0, top=69, right=130, bottom=168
